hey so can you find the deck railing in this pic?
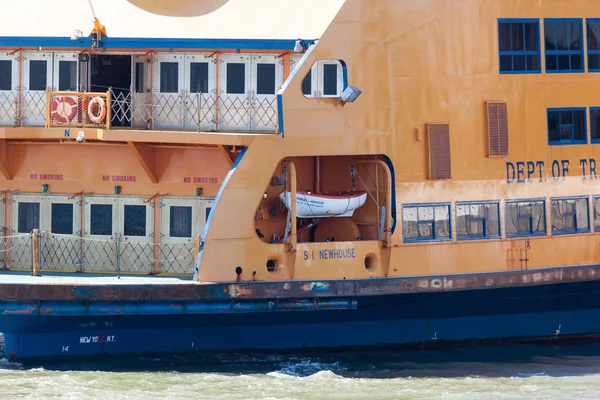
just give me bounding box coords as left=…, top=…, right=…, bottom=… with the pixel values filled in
left=0, top=230, right=197, bottom=276
left=6, top=88, right=278, bottom=132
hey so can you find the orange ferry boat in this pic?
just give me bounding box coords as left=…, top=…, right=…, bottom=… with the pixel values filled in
left=0, top=0, right=600, bottom=362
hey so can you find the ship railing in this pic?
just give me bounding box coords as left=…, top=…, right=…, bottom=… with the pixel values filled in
left=0, top=233, right=33, bottom=271
left=45, top=88, right=112, bottom=129
left=34, top=231, right=195, bottom=275
left=113, top=90, right=278, bottom=132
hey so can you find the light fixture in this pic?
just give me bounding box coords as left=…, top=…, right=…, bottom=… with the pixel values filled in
left=42, top=184, right=48, bottom=193
left=306, top=190, right=312, bottom=194
left=340, top=86, right=362, bottom=103
left=114, top=186, right=121, bottom=195
left=294, top=39, right=305, bottom=53
left=196, top=187, right=203, bottom=197
left=71, top=29, right=83, bottom=42
left=76, top=130, right=85, bottom=143
left=263, top=192, right=268, bottom=199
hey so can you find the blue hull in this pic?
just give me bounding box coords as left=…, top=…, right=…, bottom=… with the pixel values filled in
left=3, top=279, right=600, bottom=362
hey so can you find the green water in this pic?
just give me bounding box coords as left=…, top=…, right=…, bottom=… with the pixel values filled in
left=1, top=345, right=600, bottom=399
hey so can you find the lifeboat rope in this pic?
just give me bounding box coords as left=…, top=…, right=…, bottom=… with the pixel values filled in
left=353, top=164, right=382, bottom=214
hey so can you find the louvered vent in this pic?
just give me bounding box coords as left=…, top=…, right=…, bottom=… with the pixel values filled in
left=426, top=123, right=451, bottom=180
left=486, top=101, right=508, bottom=157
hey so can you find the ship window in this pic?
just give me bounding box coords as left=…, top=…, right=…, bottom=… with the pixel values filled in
left=593, top=197, right=600, bottom=230
left=170, top=206, right=192, bottom=238
left=51, top=203, right=73, bottom=234
left=402, top=204, right=451, bottom=242
left=505, top=199, right=546, bottom=237
left=58, top=61, right=77, bottom=91
left=547, top=108, right=586, bottom=145
left=498, top=19, right=541, bottom=73
left=256, top=63, right=276, bottom=95
left=486, top=101, right=508, bottom=157
left=17, top=202, right=39, bottom=233
left=160, top=62, right=178, bottom=93
left=426, top=123, right=451, bottom=179
left=544, top=19, right=584, bottom=73
left=29, top=60, right=47, bottom=91
left=550, top=197, right=589, bottom=235
left=205, top=207, right=212, bottom=222
left=456, top=202, right=500, bottom=239
left=302, top=69, right=312, bottom=95
left=588, top=20, right=600, bottom=71
left=135, top=62, right=145, bottom=93
left=190, top=62, right=209, bottom=94
left=226, top=63, right=245, bottom=94
left=90, top=204, right=112, bottom=236
left=0, top=60, right=11, bottom=91
left=323, top=64, right=338, bottom=96
left=124, top=205, right=146, bottom=237
left=591, top=108, right=600, bottom=143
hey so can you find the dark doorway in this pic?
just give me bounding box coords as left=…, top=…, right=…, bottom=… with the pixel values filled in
left=90, top=55, right=132, bottom=127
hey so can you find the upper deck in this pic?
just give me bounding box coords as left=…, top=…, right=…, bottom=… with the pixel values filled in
left=0, top=0, right=345, bottom=135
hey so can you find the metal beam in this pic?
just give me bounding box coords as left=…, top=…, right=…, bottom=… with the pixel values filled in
left=0, top=140, right=12, bottom=180
left=217, top=144, right=234, bottom=166
left=127, top=141, right=157, bottom=183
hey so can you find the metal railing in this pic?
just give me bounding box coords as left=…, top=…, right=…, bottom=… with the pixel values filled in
left=0, top=87, right=278, bottom=132
left=46, top=88, right=112, bottom=129
left=1, top=230, right=196, bottom=276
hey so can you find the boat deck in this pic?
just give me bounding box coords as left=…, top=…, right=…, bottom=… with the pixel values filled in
left=0, top=271, right=200, bottom=286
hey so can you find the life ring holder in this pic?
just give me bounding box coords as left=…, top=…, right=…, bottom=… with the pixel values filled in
left=50, top=96, right=77, bottom=124
left=88, top=96, right=107, bottom=124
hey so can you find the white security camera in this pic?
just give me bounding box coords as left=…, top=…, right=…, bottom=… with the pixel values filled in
left=76, top=130, right=85, bottom=142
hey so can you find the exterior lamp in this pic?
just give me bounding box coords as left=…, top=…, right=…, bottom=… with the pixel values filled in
left=294, top=39, right=305, bottom=53
left=196, top=187, right=203, bottom=197
left=114, top=185, right=121, bottom=195
left=340, top=86, right=362, bottom=103
left=263, top=192, right=268, bottom=199
left=42, top=184, right=48, bottom=193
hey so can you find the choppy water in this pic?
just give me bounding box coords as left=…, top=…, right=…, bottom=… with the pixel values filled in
left=2, top=344, right=600, bottom=399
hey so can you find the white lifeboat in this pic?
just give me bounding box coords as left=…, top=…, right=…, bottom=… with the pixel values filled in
left=279, top=191, right=367, bottom=218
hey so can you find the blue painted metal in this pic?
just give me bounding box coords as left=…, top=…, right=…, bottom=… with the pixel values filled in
left=277, top=94, right=284, bottom=136
left=0, top=37, right=316, bottom=51
left=3, top=280, right=600, bottom=362
left=194, top=146, right=248, bottom=280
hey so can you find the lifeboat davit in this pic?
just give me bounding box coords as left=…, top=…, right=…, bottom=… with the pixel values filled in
left=279, top=191, right=367, bottom=218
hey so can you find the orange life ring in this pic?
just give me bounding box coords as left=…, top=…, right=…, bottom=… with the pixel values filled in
left=88, top=96, right=107, bottom=124
left=50, top=96, right=77, bottom=124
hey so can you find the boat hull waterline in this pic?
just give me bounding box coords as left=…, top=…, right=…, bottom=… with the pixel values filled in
left=3, top=271, right=600, bottom=362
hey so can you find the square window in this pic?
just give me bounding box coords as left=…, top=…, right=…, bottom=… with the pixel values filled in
left=323, top=64, right=338, bottom=96
left=544, top=19, right=584, bottom=73
left=402, top=204, right=451, bottom=242
left=256, top=63, right=275, bottom=95
left=59, top=61, right=77, bottom=91
left=588, top=20, right=600, bottom=72
left=170, top=206, right=192, bottom=238
left=456, top=202, right=500, bottom=239
left=90, top=204, right=112, bottom=236
left=547, top=108, right=586, bottom=145
left=29, top=60, right=47, bottom=91
left=551, top=197, right=589, bottom=234
left=226, top=63, right=245, bottom=94
left=160, top=62, right=178, bottom=93
left=498, top=20, right=541, bottom=73
left=124, top=205, right=146, bottom=237
left=0, top=60, right=11, bottom=91
left=505, top=200, right=546, bottom=237
left=189, top=62, right=209, bottom=94
left=18, top=202, right=39, bottom=233
left=51, top=203, right=73, bottom=234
